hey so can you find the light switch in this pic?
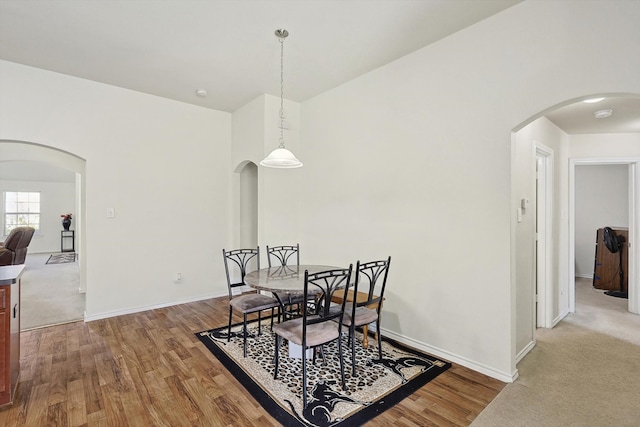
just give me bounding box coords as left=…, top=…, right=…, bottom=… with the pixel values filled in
left=107, top=207, right=115, bottom=218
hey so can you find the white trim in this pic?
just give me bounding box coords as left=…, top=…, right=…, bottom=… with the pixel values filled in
left=552, top=310, right=566, bottom=327
left=83, top=291, right=228, bottom=323
left=516, top=340, right=536, bottom=363
left=382, top=328, right=518, bottom=383
left=82, top=293, right=521, bottom=382
left=569, top=157, right=640, bottom=314
left=536, top=144, right=554, bottom=329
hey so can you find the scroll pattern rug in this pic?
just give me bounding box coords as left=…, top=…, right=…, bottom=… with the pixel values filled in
left=196, top=319, right=450, bottom=427
left=46, top=253, right=76, bottom=264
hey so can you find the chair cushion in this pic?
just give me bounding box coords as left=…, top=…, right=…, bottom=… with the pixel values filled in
left=342, top=304, right=378, bottom=327
left=230, top=293, right=278, bottom=313
left=272, top=316, right=340, bottom=347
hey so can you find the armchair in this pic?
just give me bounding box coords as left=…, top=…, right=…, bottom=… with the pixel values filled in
left=0, top=226, right=35, bottom=266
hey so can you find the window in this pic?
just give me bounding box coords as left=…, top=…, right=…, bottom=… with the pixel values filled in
left=4, top=191, right=40, bottom=235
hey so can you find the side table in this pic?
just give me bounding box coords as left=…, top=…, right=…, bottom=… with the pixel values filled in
left=61, top=230, right=75, bottom=252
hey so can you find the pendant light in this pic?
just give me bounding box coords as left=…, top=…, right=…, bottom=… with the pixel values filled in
left=260, top=29, right=303, bottom=168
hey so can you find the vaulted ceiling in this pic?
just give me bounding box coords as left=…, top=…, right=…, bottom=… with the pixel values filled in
left=1, top=0, right=638, bottom=145
left=0, top=0, right=520, bottom=112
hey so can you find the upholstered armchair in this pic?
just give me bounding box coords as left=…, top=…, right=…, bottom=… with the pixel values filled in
left=0, top=226, right=35, bottom=266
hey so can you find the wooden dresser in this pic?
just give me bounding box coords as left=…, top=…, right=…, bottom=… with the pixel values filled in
left=593, top=227, right=629, bottom=292
left=0, top=264, right=24, bottom=408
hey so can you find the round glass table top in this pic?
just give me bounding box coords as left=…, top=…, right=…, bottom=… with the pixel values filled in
left=244, top=265, right=339, bottom=294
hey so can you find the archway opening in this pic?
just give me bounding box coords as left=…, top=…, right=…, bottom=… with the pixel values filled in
left=1, top=140, right=87, bottom=329
left=512, top=93, right=640, bottom=363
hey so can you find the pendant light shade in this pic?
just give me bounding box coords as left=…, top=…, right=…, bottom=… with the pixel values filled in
left=260, top=147, right=303, bottom=168
left=261, top=28, right=303, bottom=169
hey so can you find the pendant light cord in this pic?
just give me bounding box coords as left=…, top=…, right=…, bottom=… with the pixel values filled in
left=279, top=34, right=285, bottom=148
left=259, top=29, right=302, bottom=168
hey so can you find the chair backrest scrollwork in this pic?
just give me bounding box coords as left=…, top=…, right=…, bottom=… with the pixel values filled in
left=266, top=243, right=299, bottom=267
left=222, top=247, right=260, bottom=299
left=353, top=256, right=391, bottom=312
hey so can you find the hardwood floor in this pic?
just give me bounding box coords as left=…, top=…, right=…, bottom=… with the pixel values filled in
left=0, top=297, right=505, bottom=426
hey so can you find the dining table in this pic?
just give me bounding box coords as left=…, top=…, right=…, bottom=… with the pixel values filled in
left=244, top=264, right=340, bottom=295
left=244, top=264, right=378, bottom=352
left=244, top=264, right=341, bottom=358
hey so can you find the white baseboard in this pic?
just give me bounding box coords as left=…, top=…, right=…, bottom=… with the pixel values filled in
left=85, top=295, right=518, bottom=383
left=552, top=309, right=568, bottom=327
left=516, top=340, right=536, bottom=364
left=83, top=290, right=228, bottom=323
left=575, top=273, right=593, bottom=279
left=381, top=328, right=518, bottom=383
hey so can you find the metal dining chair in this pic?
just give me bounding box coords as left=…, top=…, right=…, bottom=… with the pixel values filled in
left=222, top=247, right=280, bottom=357
left=266, top=244, right=299, bottom=267
left=341, top=256, right=391, bottom=376
left=272, top=265, right=352, bottom=409
left=266, top=243, right=315, bottom=320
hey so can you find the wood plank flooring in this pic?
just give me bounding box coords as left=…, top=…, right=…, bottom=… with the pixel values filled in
left=0, top=297, right=505, bottom=426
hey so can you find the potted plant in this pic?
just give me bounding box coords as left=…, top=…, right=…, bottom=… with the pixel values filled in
left=61, top=213, right=73, bottom=230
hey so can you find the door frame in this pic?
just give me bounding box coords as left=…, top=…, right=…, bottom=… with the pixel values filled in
left=536, top=144, right=553, bottom=328
left=569, top=157, right=640, bottom=314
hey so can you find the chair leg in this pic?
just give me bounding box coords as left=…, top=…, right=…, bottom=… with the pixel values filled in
left=302, top=346, right=308, bottom=408
left=243, top=313, right=248, bottom=358
left=227, top=306, right=233, bottom=342
left=376, top=319, right=383, bottom=361
left=273, top=335, right=281, bottom=379
left=270, top=308, right=275, bottom=329
left=338, top=334, right=346, bottom=391
left=351, top=324, right=357, bottom=376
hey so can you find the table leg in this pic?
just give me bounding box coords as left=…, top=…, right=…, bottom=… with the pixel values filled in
left=364, top=301, right=383, bottom=349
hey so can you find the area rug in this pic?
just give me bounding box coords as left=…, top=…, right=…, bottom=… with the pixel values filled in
left=196, top=319, right=450, bottom=427
left=46, top=253, right=76, bottom=264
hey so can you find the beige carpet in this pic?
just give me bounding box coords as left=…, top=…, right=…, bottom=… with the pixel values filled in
left=471, top=278, right=640, bottom=426
left=20, top=252, right=85, bottom=330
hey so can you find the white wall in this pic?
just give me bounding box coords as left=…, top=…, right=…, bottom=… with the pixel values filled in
left=570, top=134, right=640, bottom=281
left=575, top=165, right=629, bottom=277
left=512, top=117, right=568, bottom=357
left=0, top=60, right=233, bottom=318
left=568, top=133, right=640, bottom=314
left=239, top=162, right=258, bottom=249
left=0, top=178, right=75, bottom=253
left=259, top=95, right=303, bottom=248
left=569, top=134, right=640, bottom=158
left=294, top=0, right=640, bottom=381
left=231, top=94, right=303, bottom=251
left=1, top=0, right=639, bottom=383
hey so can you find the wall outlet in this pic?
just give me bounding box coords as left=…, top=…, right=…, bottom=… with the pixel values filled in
left=176, top=273, right=182, bottom=282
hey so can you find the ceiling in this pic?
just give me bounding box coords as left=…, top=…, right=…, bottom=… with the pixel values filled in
left=545, top=95, right=640, bottom=134
left=0, top=160, right=76, bottom=182
left=1, top=0, right=639, bottom=143
left=0, top=0, right=521, bottom=112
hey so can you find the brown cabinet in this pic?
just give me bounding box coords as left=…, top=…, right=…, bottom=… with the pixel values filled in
left=0, top=265, right=23, bottom=408
left=593, top=227, right=628, bottom=292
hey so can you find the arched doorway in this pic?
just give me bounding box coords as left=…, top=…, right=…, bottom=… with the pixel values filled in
left=1, top=140, right=87, bottom=328
left=512, top=93, right=640, bottom=362
left=238, top=162, right=258, bottom=248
